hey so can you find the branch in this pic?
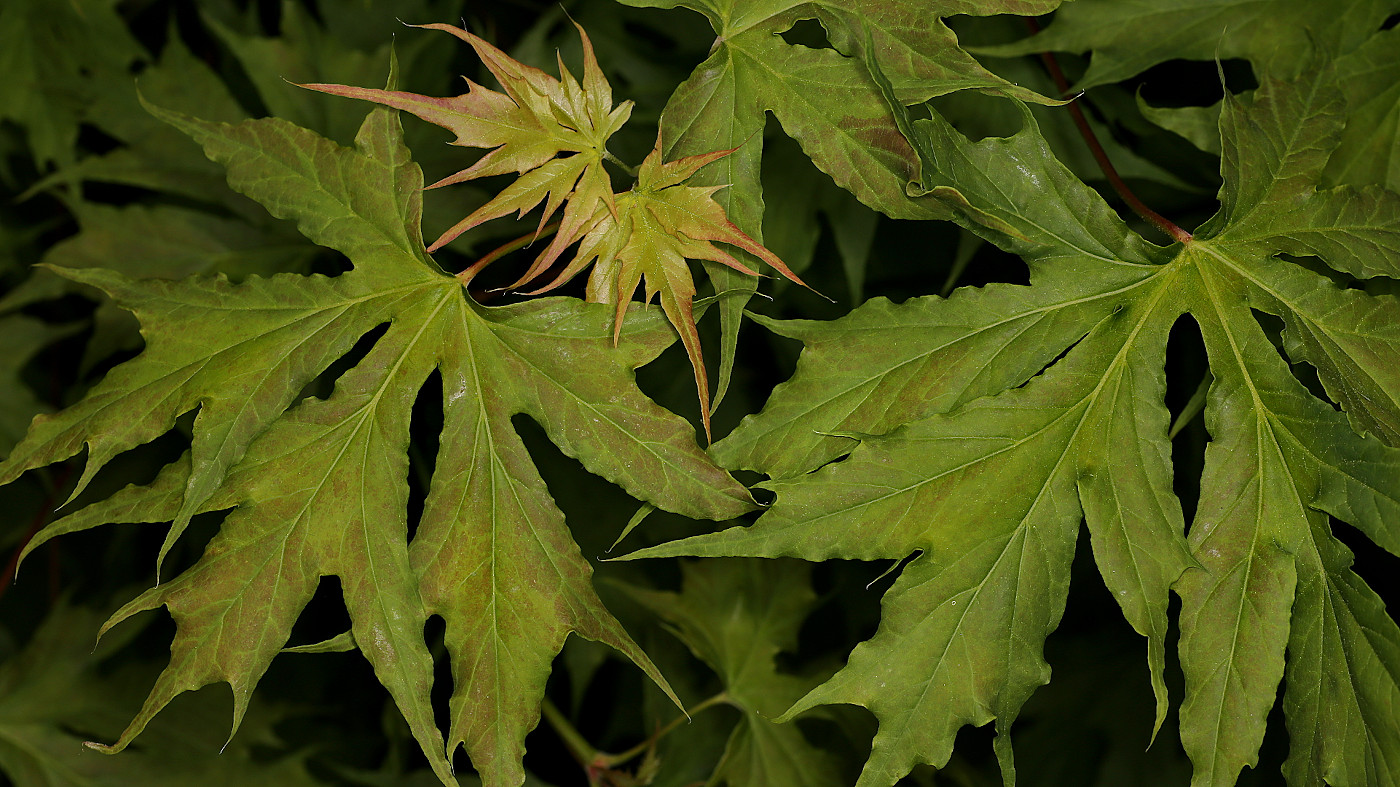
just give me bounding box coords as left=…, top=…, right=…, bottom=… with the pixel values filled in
left=455, top=221, right=562, bottom=287
left=1023, top=18, right=1193, bottom=245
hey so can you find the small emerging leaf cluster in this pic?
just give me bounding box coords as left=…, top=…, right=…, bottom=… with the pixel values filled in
left=305, top=21, right=809, bottom=439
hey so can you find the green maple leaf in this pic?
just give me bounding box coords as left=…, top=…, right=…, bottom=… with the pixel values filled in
left=621, top=0, right=1062, bottom=220
left=1323, top=24, right=1400, bottom=192
left=615, top=0, right=1065, bottom=411
left=0, top=67, right=754, bottom=787
left=980, top=0, right=1400, bottom=90
left=627, top=50, right=1400, bottom=787
left=620, top=559, right=846, bottom=787
left=0, top=0, right=143, bottom=171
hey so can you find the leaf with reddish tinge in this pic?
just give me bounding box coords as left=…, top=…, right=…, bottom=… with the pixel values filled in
left=302, top=20, right=630, bottom=255
left=515, top=140, right=813, bottom=441
left=305, top=22, right=807, bottom=440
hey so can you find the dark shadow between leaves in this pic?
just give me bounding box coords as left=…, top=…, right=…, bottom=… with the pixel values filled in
left=1165, top=314, right=1208, bottom=531
left=779, top=18, right=836, bottom=51
left=1010, top=527, right=1191, bottom=786
left=1130, top=59, right=1256, bottom=108
left=291, top=321, right=388, bottom=403
left=405, top=369, right=443, bottom=544
left=283, top=576, right=351, bottom=651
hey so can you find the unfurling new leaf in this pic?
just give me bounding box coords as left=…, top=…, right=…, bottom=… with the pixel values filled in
left=304, top=21, right=810, bottom=439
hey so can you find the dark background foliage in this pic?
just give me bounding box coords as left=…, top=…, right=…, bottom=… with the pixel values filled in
left=1, top=1, right=1394, bottom=785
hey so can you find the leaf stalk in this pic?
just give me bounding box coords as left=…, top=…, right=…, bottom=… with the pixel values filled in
left=455, top=221, right=562, bottom=287
left=603, top=149, right=640, bottom=178
left=541, top=692, right=731, bottom=780
left=1023, top=18, right=1193, bottom=245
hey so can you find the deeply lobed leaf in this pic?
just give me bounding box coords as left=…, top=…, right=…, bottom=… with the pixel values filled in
left=616, top=0, right=1064, bottom=410
left=2, top=76, right=753, bottom=787
left=306, top=22, right=809, bottom=441
left=631, top=50, right=1400, bottom=787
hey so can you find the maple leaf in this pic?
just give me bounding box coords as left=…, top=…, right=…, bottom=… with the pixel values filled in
left=0, top=603, right=324, bottom=787
left=625, top=51, right=1400, bottom=787
left=617, top=0, right=1065, bottom=409
left=618, top=559, right=846, bottom=787
left=980, top=0, right=1398, bottom=90
left=304, top=23, right=810, bottom=440
left=1323, top=24, right=1400, bottom=192
left=0, top=69, right=754, bottom=787
left=0, top=0, right=143, bottom=171
left=301, top=20, right=630, bottom=259
left=515, top=138, right=811, bottom=441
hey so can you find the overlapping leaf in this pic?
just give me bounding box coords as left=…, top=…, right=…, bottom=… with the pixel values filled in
left=529, top=140, right=810, bottom=440
left=620, top=560, right=845, bottom=787
left=305, top=23, right=809, bottom=439
left=0, top=76, right=754, bottom=787
left=615, top=0, right=1064, bottom=409
left=302, top=21, right=631, bottom=257
left=982, top=0, right=1400, bottom=90
left=629, top=51, right=1400, bottom=787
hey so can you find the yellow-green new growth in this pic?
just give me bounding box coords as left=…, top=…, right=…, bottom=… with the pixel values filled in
left=304, top=22, right=813, bottom=440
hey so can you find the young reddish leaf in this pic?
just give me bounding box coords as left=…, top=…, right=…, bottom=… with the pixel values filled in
left=305, top=24, right=810, bottom=438
left=512, top=138, right=815, bottom=442
left=300, top=20, right=630, bottom=253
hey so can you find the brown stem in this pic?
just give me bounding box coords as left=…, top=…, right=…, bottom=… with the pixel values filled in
left=1023, top=17, right=1192, bottom=245
left=454, top=221, right=562, bottom=287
